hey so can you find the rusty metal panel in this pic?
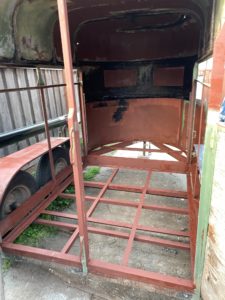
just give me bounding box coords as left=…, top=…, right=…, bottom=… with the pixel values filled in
left=86, top=98, right=184, bottom=150
left=153, top=67, right=184, bottom=87
left=104, top=69, right=137, bottom=88
left=0, top=0, right=215, bottom=66
left=0, top=137, right=69, bottom=204
left=82, top=59, right=195, bottom=102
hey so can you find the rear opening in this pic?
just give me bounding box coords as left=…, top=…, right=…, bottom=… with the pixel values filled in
left=0, top=0, right=222, bottom=294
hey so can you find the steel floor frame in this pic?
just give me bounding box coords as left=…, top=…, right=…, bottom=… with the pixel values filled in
left=1, top=142, right=197, bottom=292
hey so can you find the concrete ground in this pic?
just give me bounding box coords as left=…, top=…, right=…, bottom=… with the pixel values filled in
left=2, top=256, right=192, bottom=300
left=2, top=146, right=193, bottom=300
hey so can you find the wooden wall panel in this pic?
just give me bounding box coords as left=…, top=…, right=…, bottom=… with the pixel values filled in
left=0, top=67, right=69, bottom=158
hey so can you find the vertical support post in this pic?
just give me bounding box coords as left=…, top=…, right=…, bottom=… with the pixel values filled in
left=57, top=0, right=89, bottom=270
left=78, top=71, right=88, bottom=156
left=143, top=141, right=146, bottom=156
left=36, top=68, right=56, bottom=182
left=193, top=83, right=209, bottom=196
left=186, top=80, right=197, bottom=163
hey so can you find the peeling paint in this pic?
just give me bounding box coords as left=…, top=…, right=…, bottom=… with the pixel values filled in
left=0, top=0, right=18, bottom=59
left=0, top=0, right=218, bottom=66
left=15, top=0, right=57, bottom=61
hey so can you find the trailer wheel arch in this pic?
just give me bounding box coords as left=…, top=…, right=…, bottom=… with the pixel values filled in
left=36, top=146, right=70, bottom=188
left=0, top=171, right=37, bottom=220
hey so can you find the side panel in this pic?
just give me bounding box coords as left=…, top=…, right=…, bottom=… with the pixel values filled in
left=86, top=98, right=182, bottom=150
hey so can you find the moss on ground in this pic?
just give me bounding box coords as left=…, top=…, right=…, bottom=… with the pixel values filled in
left=15, top=166, right=100, bottom=246
left=2, top=257, right=11, bottom=272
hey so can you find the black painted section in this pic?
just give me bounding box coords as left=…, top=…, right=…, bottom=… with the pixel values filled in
left=81, top=57, right=196, bottom=102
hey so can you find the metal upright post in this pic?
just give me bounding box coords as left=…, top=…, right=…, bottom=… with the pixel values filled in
left=57, top=0, right=89, bottom=271
left=186, top=80, right=197, bottom=163
left=78, top=71, right=88, bottom=157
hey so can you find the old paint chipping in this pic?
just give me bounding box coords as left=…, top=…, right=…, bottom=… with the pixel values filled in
left=15, top=0, right=58, bottom=61
left=0, top=0, right=217, bottom=65
left=0, top=0, right=18, bottom=59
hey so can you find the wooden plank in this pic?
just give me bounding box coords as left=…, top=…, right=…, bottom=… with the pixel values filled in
left=51, top=69, right=63, bottom=116
left=26, top=68, right=45, bottom=141
left=23, top=68, right=39, bottom=143
left=0, top=67, right=68, bottom=157
left=0, top=69, right=16, bottom=156
left=57, top=70, right=67, bottom=114
left=42, top=69, right=58, bottom=137
left=51, top=69, right=66, bottom=136
left=15, top=68, right=36, bottom=145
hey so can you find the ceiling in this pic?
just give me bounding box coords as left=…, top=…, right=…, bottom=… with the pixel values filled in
left=0, top=0, right=220, bottom=66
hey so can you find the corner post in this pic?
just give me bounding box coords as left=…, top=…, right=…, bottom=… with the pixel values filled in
left=57, top=0, right=89, bottom=271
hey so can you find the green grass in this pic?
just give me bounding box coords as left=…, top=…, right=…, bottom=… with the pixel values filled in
left=83, top=166, right=100, bottom=181
left=15, top=223, right=57, bottom=246
left=15, top=166, right=100, bottom=246
left=47, top=196, right=73, bottom=212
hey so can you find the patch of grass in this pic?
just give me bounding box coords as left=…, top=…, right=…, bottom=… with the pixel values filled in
left=15, top=223, right=57, bottom=246
left=15, top=167, right=100, bottom=247
left=47, top=197, right=73, bottom=212
left=47, top=184, right=75, bottom=212
left=2, top=257, right=11, bottom=272
left=83, top=166, right=100, bottom=181
left=64, top=185, right=75, bottom=194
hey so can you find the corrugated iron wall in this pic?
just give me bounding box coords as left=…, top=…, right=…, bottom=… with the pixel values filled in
left=0, top=67, right=69, bottom=157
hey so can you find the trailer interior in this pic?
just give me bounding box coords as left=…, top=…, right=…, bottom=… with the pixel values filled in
left=0, top=0, right=224, bottom=294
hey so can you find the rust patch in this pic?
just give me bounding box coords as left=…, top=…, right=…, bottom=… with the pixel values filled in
left=93, top=102, right=108, bottom=108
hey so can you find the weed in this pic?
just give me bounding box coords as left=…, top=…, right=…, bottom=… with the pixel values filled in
left=15, top=166, right=100, bottom=247
left=15, top=223, right=57, bottom=246
left=47, top=166, right=100, bottom=211
left=64, top=185, right=75, bottom=194
left=83, top=166, right=100, bottom=181
left=47, top=197, right=73, bottom=211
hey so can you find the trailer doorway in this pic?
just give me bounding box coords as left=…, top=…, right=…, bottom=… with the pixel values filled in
left=0, top=0, right=222, bottom=294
